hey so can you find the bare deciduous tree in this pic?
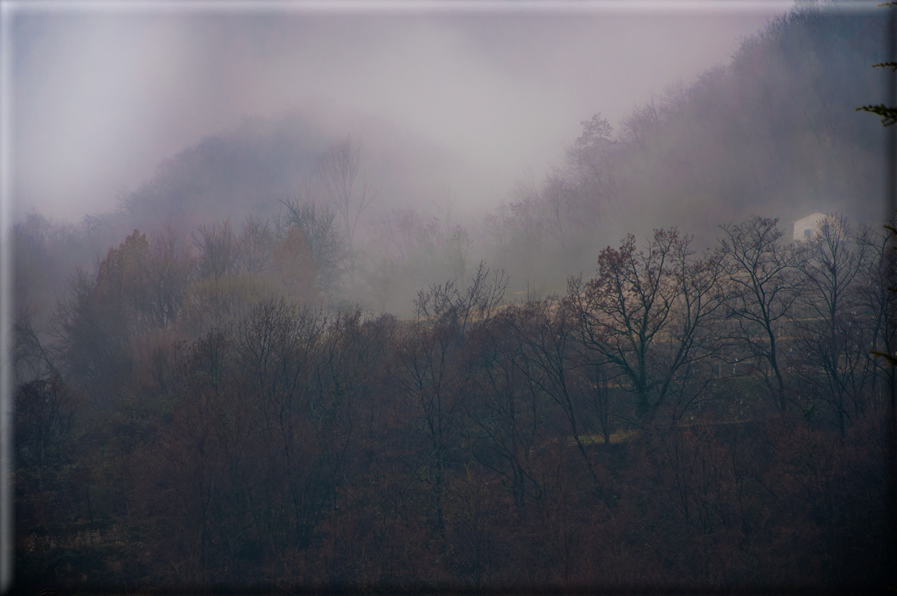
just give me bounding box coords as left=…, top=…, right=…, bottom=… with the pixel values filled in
left=193, top=220, right=238, bottom=281
left=719, top=217, right=803, bottom=412
left=464, top=308, right=545, bottom=512
left=414, top=262, right=508, bottom=338
left=793, top=214, right=873, bottom=435
left=568, top=228, right=726, bottom=426
left=512, top=299, right=607, bottom=501
left=280, top=199, right=347, bottom=293
left=316, top=135, right=377, bottom=253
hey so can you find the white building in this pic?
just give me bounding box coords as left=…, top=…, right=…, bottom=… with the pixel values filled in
left=793, top=212, right=826, bottom=241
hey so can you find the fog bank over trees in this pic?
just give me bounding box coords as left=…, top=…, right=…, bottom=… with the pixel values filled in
left=15, top=4, right=885, bottom=318
left=9, top=3, right=896, bottom=592
left=11, top=9, right=777, bottom=222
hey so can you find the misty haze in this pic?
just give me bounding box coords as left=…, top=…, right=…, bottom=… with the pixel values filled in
left=6, top=1, right=896, bottom=592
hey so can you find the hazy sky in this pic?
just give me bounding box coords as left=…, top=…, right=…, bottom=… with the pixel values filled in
left=4, top=1, right=795, bottom=223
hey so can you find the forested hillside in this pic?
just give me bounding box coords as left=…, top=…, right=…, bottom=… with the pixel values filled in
left=14, top=213, right=894, bottom=591
left=11, top=4, right=895, bottom=593
left=16, top=5, right=886, bottom=316
left=120, top=115, right=329, bottom=232
left=485, top=6, right=885, bottom=290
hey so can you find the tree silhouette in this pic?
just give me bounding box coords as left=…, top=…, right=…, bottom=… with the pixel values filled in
left=857, top=3, right=897, bottom=125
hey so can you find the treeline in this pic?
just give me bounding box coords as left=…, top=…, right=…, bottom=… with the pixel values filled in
left=25, top=5, right=881, bottom=316
left=13, top=212, right=894, bottom=591
left=11, top=3, right=893, bottom=591
left=483, top=5, right=885, bottom=290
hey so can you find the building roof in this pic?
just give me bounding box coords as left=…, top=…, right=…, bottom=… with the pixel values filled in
left=793, top=212, right=826, bottom=241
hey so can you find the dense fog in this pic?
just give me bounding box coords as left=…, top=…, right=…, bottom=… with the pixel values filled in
left=8, top=3, right=887, bottom=320
left=6, top=2, right=896, bottom=593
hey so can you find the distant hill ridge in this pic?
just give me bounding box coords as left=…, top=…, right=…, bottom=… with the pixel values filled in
left=120, top=6, right=886, bottom=248
left=120, top=113, right=331, bottom=233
